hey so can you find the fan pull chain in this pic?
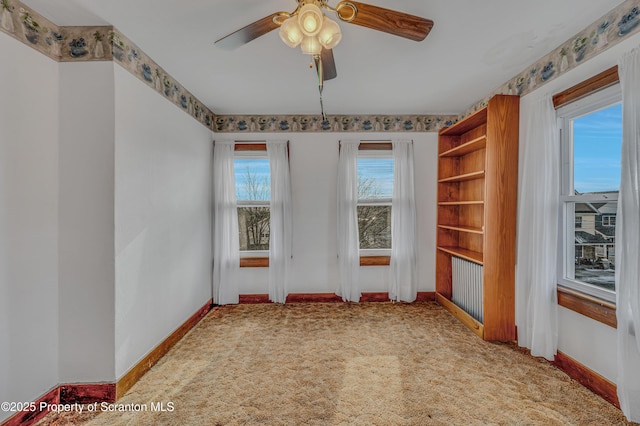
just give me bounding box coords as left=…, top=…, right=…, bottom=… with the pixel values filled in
left=313, top=54, right=328, bottom=122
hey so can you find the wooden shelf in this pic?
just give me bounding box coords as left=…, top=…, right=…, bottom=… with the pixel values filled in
left=440, top=136, right=487, bottom=157
left=435, top=94, right=519, bottom=342
left=439, top=107, right=488, bottom=136
left=438, top=170, right=485, bottom=183
left=437, top=246, right=484, bottom=265
left=438, top=201, right=484, bottom=206
left=438, top=224, right=483, bottom=234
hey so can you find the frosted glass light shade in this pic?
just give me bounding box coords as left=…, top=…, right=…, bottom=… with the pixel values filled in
left=318, top=16, right=342, bottom=49
left=298, top=3, right=323, bottom=36
left=300, top=35, right=322, bottom=55
left=279, top=16, right=303, bottom=47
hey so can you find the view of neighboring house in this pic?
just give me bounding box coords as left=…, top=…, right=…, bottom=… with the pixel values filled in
left=573, top=192, right=617, bottom=291
left=574, top=192, right=617, bottom=266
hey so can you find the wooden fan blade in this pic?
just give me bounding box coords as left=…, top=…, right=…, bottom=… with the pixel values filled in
left=215, top=13, right=280, bottom=50
left=338, top=1, right=433, bottom=42
left=321, top=48, right=337, bottom=81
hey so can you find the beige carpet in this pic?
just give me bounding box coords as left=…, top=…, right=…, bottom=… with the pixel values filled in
left=38, top=302, right=634, bottom=425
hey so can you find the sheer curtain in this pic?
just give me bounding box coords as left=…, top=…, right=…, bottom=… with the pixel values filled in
left=267, top=141, right=292, bottom=304
left=389, top=140, right=418, bottom=302
left=515, top=95, right=559, bottom=361
left=616, top=45, right=640, bottom=422
left=212, top=141, right=240, bottom=305
left=336, top=141, right=360, bottom=302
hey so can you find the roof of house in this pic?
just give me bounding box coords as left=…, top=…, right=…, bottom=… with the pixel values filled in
left=575, top=231, right=609, bottom=244
left=596, top=226, right=616, bottom=238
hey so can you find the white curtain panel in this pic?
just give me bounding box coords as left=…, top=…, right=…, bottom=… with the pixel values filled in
left=336, top=141, right=361, bottom=302
left=389, top=140, right=418, bottom=302
left=616, top=45, right=640, bottom=422
left=212, top=141, right=240, bottom=305
left=515, top=95, right=559, bottom=361
left=267, top=141, right=292, bottom=304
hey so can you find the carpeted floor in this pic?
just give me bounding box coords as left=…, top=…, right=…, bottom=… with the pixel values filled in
left=37, top=302, right=634, bottom=425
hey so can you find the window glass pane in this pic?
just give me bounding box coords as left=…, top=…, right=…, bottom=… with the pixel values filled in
left=571, top=200, right=617, bottom=292
left=234, top=158, right=270, bottom=201
left=357, top=205, right=391, bottom=249
left=573, top=104, right=622, bottom=194
left=357, top=158, right=394, bottom=199
left=238, top=207, right=270, bottom=251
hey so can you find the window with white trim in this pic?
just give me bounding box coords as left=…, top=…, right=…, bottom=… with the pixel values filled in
left=234, top=150, right=270, bottom=254
left=602, top=215, right=616, bottom=226
left=357, top=150, right=394, bottom=253
left=557, top=84, right=621, bottom=302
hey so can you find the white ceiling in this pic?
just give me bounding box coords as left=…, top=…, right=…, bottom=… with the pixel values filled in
left=24, top=0, right=625, bottom=116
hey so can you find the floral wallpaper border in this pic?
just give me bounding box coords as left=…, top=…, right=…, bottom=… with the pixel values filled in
left=3, top=0, right=640, bottom=132
left=0, top=0, right=112, bottom=61
left=214, top=114, right=457, bottom=133
left=110, top=30, right=215, bottom=130
left=0, top=0, right=215, bottom=130
left=0, top=0, right=455, bottom=134
left=460, top=0, right=640, bottom=119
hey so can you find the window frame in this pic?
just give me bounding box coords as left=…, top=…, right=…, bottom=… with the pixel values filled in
left=234, top=143, right=270, bottom=266
left=356, top=143, right=394, bottom=265
left=556, top=83, right=621, bottom=304
left=602, top=215, right=616, bottom=226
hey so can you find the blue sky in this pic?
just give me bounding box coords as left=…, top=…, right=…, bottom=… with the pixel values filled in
left=234, top=159, right=270, bottom=200
left=573, top=103, right=622, bottom=194
left=357, top=158, right=394, bottom=198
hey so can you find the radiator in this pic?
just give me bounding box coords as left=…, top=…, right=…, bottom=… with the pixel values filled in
left=451, top=256, right=484, bottom=323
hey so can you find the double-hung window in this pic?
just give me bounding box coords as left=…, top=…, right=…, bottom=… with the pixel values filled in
left=557, top=84, right=622, bottom=303
left=234, top=146, right=270, bottom=258
left=357, top=147, right=394, bottom=256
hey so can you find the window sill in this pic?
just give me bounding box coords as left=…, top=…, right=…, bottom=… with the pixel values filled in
left=360, top=256, right=390, bottom=266
left=557, top=286, right=616, bottom=328
left=240, top=257, right=269, bottom=268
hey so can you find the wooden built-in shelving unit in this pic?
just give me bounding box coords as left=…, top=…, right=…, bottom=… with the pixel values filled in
left=435, top=94, right=519, bottom=341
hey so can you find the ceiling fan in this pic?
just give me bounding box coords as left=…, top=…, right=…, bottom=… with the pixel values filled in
left=215, top=0, right=433, bottom=117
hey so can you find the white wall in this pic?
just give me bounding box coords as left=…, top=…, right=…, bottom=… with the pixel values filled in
left=219, top=132, right=438, bottom=296
left=0, top=35, right=59, bottom=423
left=114, top=66, right=213, bottom=379
left=58, top=62, right=116, bottom=384
left=518, top=31, right=640, bottom=383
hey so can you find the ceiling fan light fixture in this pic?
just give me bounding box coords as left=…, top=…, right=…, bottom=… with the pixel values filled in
left=317, top=15, right=342, bottom=49
left=300, top=35, right=322, bottom=55
left=279, top=16, right=303, bottom=47
left=298, top=3, right=323, bottom=36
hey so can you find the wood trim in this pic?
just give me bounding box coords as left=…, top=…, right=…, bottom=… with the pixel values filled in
left=240, top=257, right=269, bottom=267
left=234, top=143, right=267, bottom=151
left=435, top=293, right=484, bottom=339
left=359, top=142, right=393, bottom=151
left=59, top=383, right=116, bottom=404
left=557, top=286, right=617, bottom=328
left=552, top=66, right=619, bottom=109
left=416, top=292, right=436, bottom=302
left=553, top=351, right=620, bottom=409
left=1, top=387, right=59, bottom=426
left=286, top=293, right=344, bottom=303
left=360, top=292, right=391, bottom=302
left=115, top=299, right=213, bottom=399
left=360, top=255, right=391, bottom=266
left=238, top=292, right=436, bottom=304
left=239, top=294, right=271, bottom=304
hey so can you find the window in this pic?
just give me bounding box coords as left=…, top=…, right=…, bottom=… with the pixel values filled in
left=234, top=148, right=270, bottom=254
left=357, top=149, right=394, bottom=253
left=602, top=215, right=616, bottom=226
left=557, top=84, right=621, bottom=303
left=574, top=216, right=582, bottom=228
